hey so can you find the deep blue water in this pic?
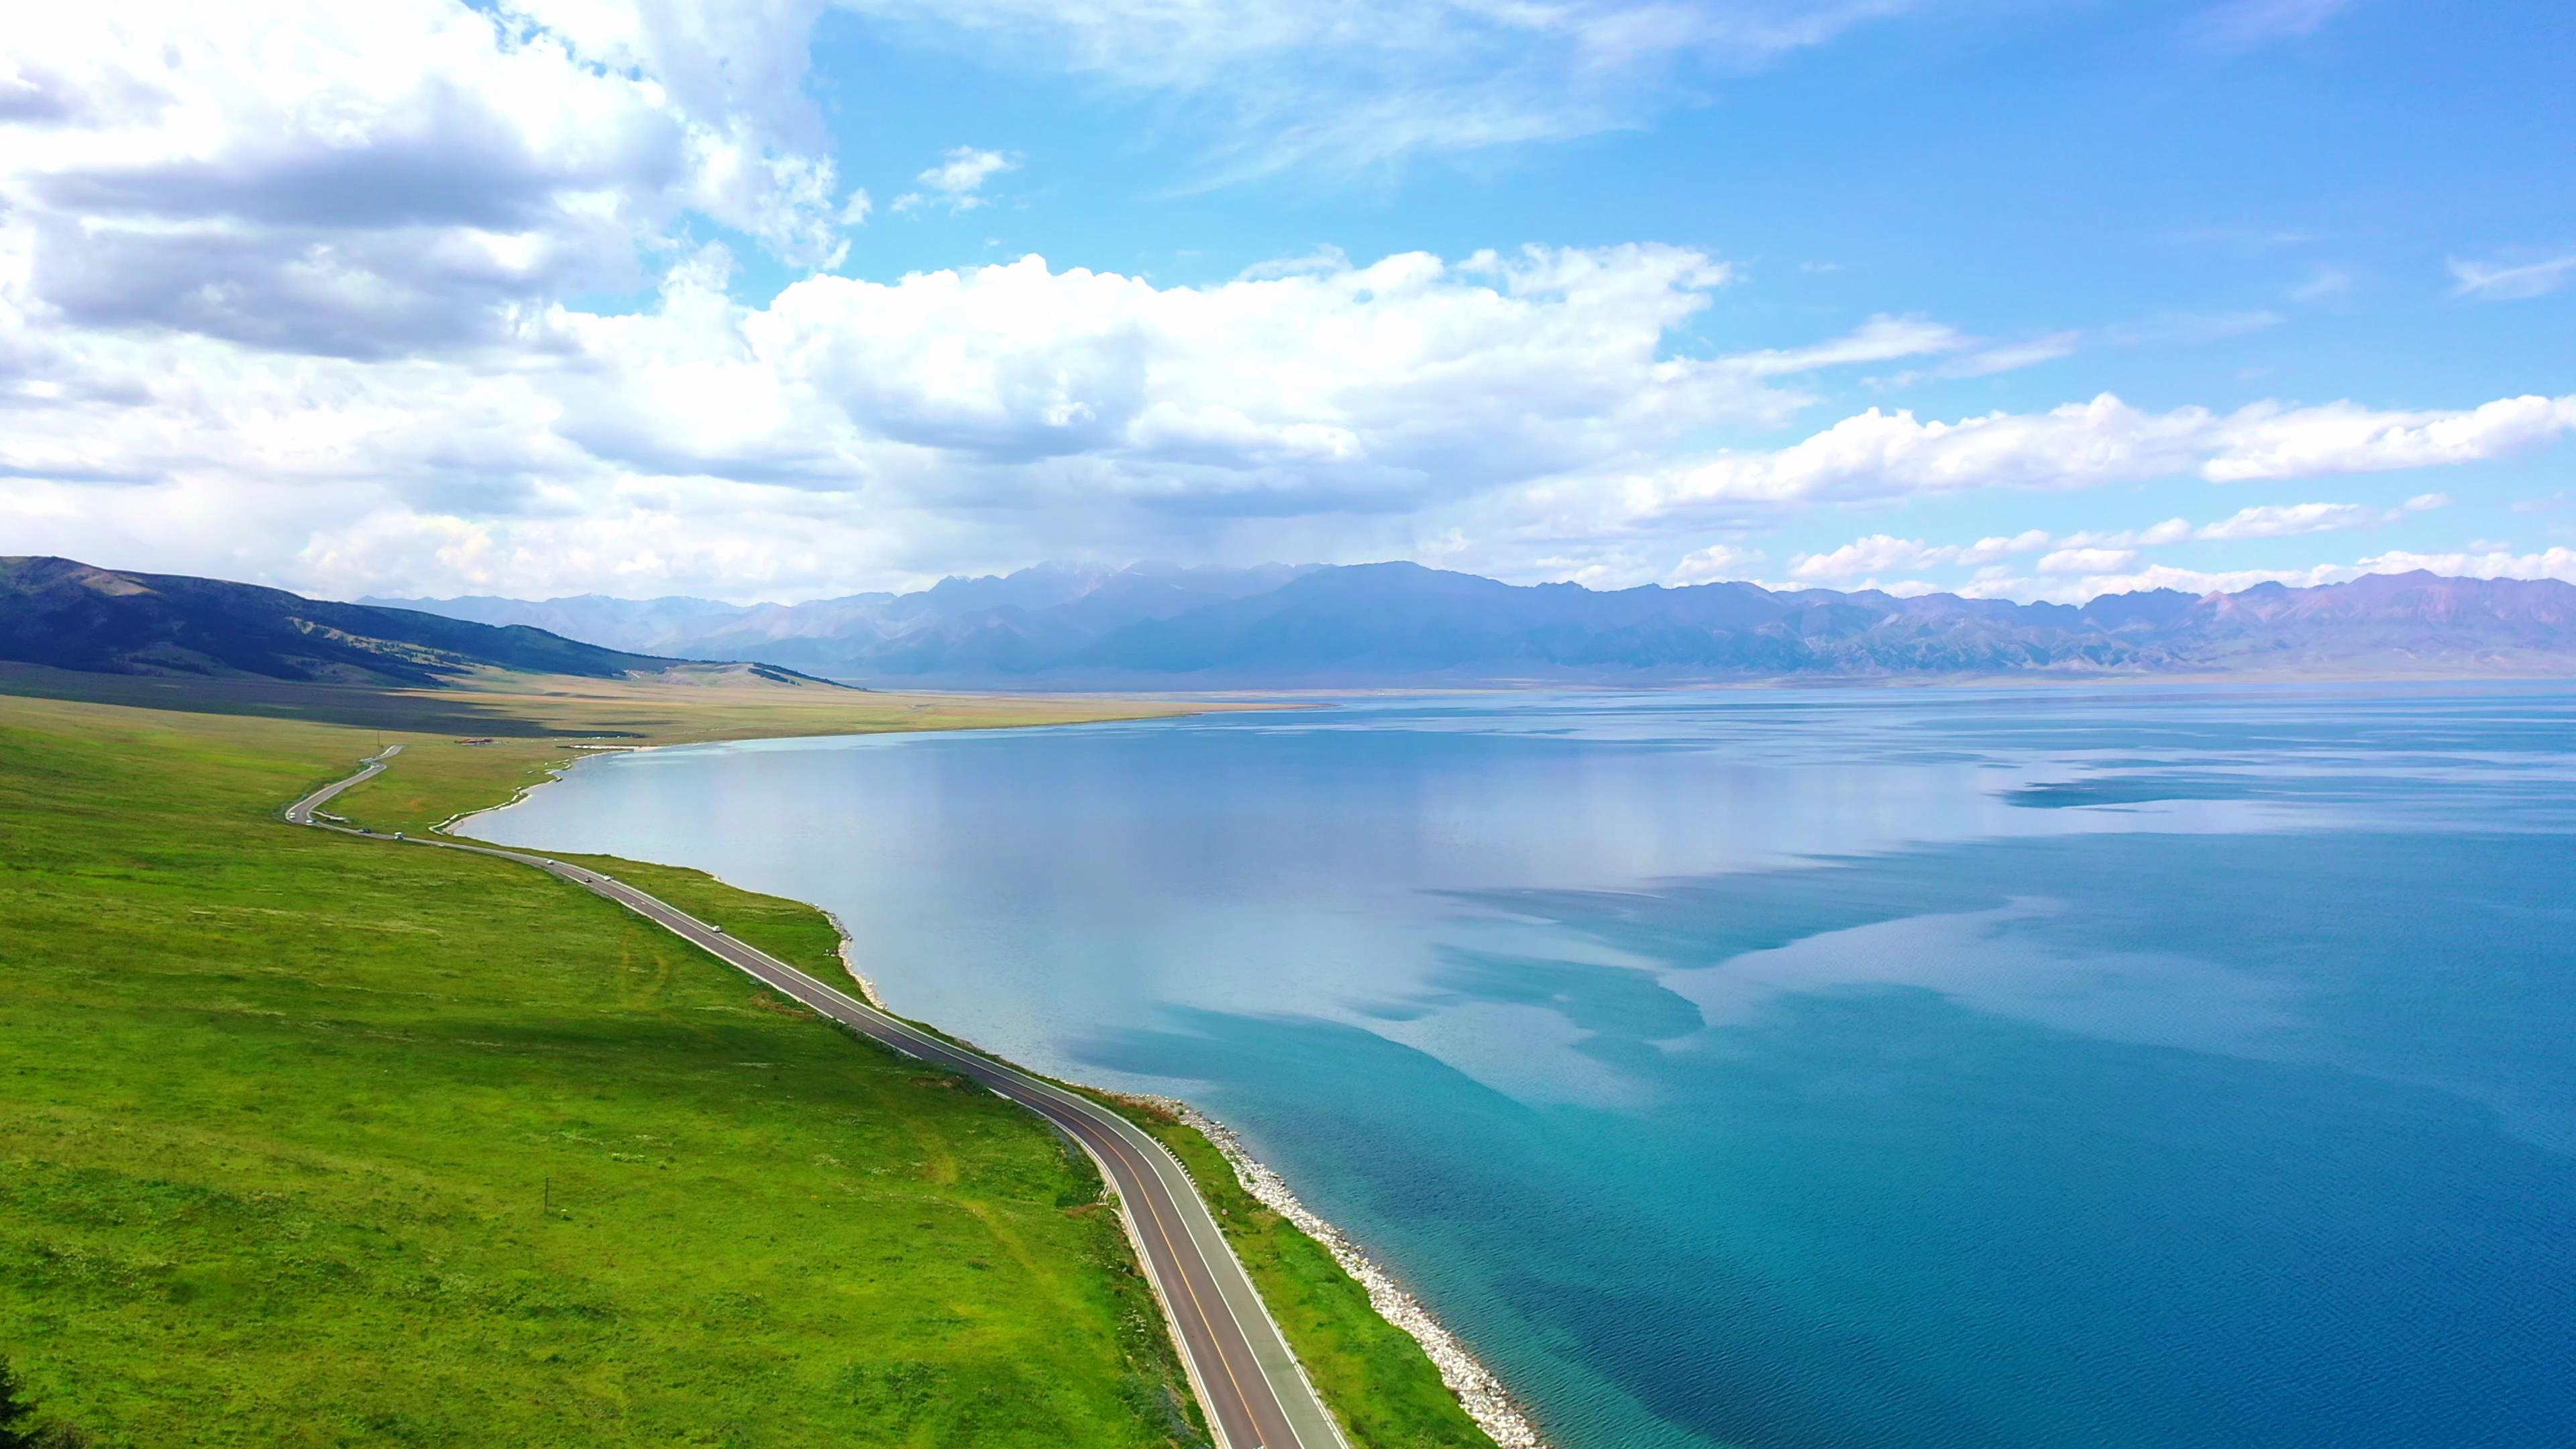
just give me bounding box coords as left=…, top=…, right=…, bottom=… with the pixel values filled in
left=466, top=685, right=2576, bottom=1449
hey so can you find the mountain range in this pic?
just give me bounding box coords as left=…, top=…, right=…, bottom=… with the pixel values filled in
left=370, top=561, right=2576, bottom=686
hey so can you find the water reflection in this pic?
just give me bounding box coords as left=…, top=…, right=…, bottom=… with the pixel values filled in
left=467, top=685, right=2576, bottom=1449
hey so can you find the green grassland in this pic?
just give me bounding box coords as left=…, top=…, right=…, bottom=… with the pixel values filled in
left=0, top=678, right=1495, bottom=1449
left=0, top=659, right=1216, bottom=744
left=0, top=694, right=1204, bottom=1447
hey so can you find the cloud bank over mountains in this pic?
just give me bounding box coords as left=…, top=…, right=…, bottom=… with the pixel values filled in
left=1, top=0, right=2571, bottom=606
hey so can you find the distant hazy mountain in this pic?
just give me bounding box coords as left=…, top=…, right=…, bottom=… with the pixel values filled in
left=360, top=592, right=761, bottom=657
left=3, top=555, right=682, bottom=686
left=372, top=561, right=2576, bottom=686
left=364, top=562, right=1320, bottom=676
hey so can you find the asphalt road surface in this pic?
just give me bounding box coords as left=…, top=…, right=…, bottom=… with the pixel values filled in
left=286, top=751, right=1350, bottom=1449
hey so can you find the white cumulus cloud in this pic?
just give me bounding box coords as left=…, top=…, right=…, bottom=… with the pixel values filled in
left=0, top=241, right=1811, bottom=597
left=2037, top=546, right=2137, bottom=576
left=0, top=0, right=851, bottom=362
left=2194, top=501, right=2381, bottom=540
left=2205, top=394, right=2576, bottom=482
left=893, top=146, right=1018, bottom=213
left=1789, top=496, right=2487, bottom=598
left=1601, top=392, right=2576, bottom=523
left=1790, top=534, right=1950, bottom=581
left=1668, top=543, right=1763, bottom=584
left=1789, top=527, right=2080, bottom=583
left=1959, top=529, right=2055, bottom=564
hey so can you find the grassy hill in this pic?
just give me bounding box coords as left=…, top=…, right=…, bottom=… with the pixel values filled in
left=0, top=557, right=694, bottom=686
left=0, top=692, right=1211, bottom=1447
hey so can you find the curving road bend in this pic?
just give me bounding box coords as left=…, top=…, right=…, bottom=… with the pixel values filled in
left=286, top=751, right=1350, bottom=1449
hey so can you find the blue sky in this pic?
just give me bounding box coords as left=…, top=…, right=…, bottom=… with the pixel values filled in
left=2, top=0, right=2570, bottom=600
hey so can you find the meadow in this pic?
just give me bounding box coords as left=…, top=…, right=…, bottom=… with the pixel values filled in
left=0, top=692, right=1203, bottom=1446
left=0, top=678, right=1493, bottom=1448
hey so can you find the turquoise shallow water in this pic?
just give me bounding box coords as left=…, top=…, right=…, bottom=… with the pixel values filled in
left=467, top=685, right=2576, bottom=1449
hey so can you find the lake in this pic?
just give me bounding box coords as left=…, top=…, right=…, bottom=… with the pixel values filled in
left=464, top=684, right=2576, bottom=1449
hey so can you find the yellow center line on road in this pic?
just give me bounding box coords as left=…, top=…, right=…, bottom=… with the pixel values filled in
left=1101, top=1128, right=1265, bottom=1445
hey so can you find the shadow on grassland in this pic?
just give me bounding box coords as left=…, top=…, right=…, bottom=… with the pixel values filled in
left=0, top=662, right=591, bottom=736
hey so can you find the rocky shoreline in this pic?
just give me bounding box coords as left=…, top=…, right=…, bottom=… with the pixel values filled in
left=819, top=907, right=890, bottom=1009
left=1142, top=1097, right=1550, bottom=1449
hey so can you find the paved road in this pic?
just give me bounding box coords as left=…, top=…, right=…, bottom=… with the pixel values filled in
left=286, top=752, right=1349, bottom=1449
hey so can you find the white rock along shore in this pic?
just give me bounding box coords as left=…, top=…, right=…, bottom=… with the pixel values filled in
left=1138, top=1097, right=1551, bottom=1449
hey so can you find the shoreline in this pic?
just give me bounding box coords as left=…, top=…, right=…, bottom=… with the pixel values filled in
left=1131, top=1095, right=1551, bottom=1449
left=455, top=731, right=1550, bottom=1449
left=818, top=906, right=892, bottom=1010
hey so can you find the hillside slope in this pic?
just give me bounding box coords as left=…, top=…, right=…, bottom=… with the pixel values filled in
left=0, top=692, right=1208, bottom=1446
left=1, top=557, right=674, bottom=686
